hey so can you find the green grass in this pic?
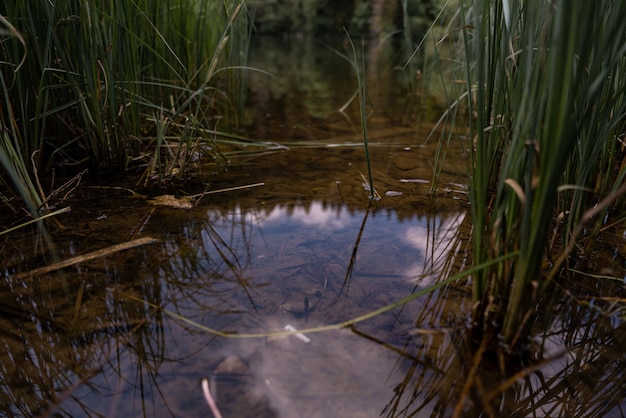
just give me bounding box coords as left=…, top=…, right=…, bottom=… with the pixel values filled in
left=328, top=31, right=379, bottom=200
left=345, top=32, right=378, bottom=200
left=0, top=0, right=249, bottom=215
left=455, top=0, right=626, bottom=351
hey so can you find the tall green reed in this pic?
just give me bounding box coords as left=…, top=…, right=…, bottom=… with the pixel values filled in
left=349, top=35, right=378, bottom=200
left=0, top=0, right=248, bottom=211
left=0, top=15, right=43, bottom=214
left=336, top=31, right=378, bottom=200
left=458, top=0, right=626, bottom=350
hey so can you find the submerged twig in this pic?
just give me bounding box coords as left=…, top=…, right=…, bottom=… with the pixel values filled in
left=202, top=378, right=224, bottom=418
left=284, top=324, right=311, bottom=343
left=13, top=236, right=159, bottom=279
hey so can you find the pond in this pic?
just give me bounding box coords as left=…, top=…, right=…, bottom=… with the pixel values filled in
left=2, top=36, right=626, bottom=417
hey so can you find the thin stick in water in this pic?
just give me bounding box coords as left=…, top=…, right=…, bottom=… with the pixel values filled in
left=13, top=236, right=159, bottom=279
left=202, top=378, right=224, bottom=418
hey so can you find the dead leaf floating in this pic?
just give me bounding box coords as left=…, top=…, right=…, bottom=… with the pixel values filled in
left=147, top=195, right=194, bottom=209
left=146, top=183, right=266, bottom=209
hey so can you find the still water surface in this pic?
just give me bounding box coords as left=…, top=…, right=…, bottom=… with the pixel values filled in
left=2, top=36, right=625, bottom=417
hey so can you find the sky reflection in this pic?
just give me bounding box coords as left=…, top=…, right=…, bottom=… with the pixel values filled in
left=155, top=200, right=466, bottom=417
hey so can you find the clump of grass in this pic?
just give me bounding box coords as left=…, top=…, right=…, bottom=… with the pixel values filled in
left=0, top=0, right=249, bottom=213
left=457, top=0, right=626, bottom=352
left=0, top=15, right=43, bottom=214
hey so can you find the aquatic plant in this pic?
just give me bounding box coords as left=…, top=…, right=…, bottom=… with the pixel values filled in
left=457, top=0, right=626, bottom=352
left=382, top=277, right=626, bottom=417
left=0, top=16, right=41, bottom=215
left=0, top=0, right=248, bottom=214
left=330, top=32, right=379, bottom=200
left=346, top=33, right=379, bottom=200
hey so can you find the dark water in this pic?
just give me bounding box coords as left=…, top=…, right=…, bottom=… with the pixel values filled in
left=2, top=37, right=626, bottom=417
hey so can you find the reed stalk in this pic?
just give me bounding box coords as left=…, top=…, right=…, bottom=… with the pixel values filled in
left=342, top=31, right=378, bottom=200
left=458, top=0, right=626, bottom=350
left=0, top=0, right=248, bottom=210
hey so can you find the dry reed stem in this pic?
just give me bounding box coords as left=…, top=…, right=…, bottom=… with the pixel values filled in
left=13, top=236, right=159, bottom=279
left=548, top=181, right=626, bottom=282
left=451, top=336, right=487, bottom=418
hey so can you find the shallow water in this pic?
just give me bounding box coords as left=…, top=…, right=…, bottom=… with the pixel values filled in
left=2, top=36, right=626, bottom=417
left=0, top=144, right=468, bottom=417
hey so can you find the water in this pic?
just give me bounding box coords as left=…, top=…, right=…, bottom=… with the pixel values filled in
left=2, top=36, right=625, bottom=417
left=58, top=197, right=466, bottom=417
